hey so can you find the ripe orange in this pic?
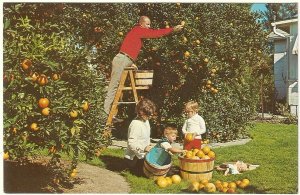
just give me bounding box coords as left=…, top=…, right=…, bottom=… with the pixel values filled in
left=21, top=59, right=32, bottom=70
left=235, top=180, right=242, bottom=185
left=31, top=72, right=39, bottom=81
left=118, top=32, right=123, bottom=36
left=185, top=151, right=193, bottom=159
left=183, top=37, right=188, bottom=43
left=37, top=74, right=48, bottom=86
left=198, top=183, right=205, bottom=190
left=196, top=150, right=205, bottom=158
left=82, top=101, right=89, bottom=111
left=70, top=172, right=77, bottom=178
left=204, top=183, right=216, bottom=193
left=171, top=174, right=181, bottom=184
left=52, top=73, right=60, bottom=81
left=157, top=177, right=168, bottom=188
left=165, top=177, right=172, bottom=185
left=222, top=181, right=229, bottom=188
left=202, top=146, right=211, bottom=154
left=207, top=151, right=215, bottom=158
left=30, top=123, right=39, bottom=131
left=11, top=127, right=17, bottom=134
left=238, top=182, right=247, bottom=189
left=206, top=80, right=212, bottom=85
left=227, top=188, right=235, bottom=193
left=42, top=107, right=50, bottom=116
left=200, top=179, right=209, bottom=185
left=204, top=58, right=209, bottom=63
left=228, top=182, right=237, bottom=189
left=185, top=133, right=194, bottom=142
left=195, top=40, right=201, bottom=44
left=202, top=155, right=210, bottom=160
left=188, top=181, right=200, bottom=192
left=38, top=98, right=50, bottom=108
left=184, top=51, right=190, bottom=58
left=3, top=152, right=9, bottom=160
left=70, top=110, right=78, bottom=118
left=242, top=179, right=250, bottom=186
left=49, top=146, right=56, bottom=153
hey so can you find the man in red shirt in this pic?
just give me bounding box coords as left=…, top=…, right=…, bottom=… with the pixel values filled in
left=104, top=16, right=183, bottom=122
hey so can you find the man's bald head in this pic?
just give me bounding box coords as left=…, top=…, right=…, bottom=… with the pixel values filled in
left=139, top=16, right=151, bottom=29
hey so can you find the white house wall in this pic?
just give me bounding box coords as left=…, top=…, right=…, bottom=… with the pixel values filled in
left=289, top=23, right=298, bottom=81
left=274, top=40, right=288, bottom=100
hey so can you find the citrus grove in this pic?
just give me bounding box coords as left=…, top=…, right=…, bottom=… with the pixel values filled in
left=4, top=2, right=267, bottom=186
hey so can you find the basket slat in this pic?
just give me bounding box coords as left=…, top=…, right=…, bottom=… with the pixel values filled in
left=179, top=156, right=214, bottom=182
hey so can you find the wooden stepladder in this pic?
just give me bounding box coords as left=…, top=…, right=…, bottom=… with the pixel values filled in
left=106, top=67, right=154, bottom=126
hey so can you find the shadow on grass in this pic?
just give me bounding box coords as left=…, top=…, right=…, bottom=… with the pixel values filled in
left=4, top=160, right=52, bottom=193
left=100, top=155, right=128, bottom=172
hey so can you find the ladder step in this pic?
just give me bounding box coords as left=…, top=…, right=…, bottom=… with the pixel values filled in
left=123, top=86, right=150, bottom=90
left=118, top=101, right=137, bottom=104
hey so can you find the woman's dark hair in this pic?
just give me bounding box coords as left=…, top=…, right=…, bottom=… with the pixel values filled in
left=136, top=98, right=156, bottom=117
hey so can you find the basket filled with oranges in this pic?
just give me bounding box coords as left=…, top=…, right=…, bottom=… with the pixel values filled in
left=178, top=145, right=215, bottom=182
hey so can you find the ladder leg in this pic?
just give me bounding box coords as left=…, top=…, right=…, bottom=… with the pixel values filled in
left=129, top=70, right=139, bottom=103
left=106, top=71, right=128, bottom=126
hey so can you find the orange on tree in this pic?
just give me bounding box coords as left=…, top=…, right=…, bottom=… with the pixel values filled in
left=31, top=72, right=39, bottom=81
left=52, top=73, right=60, bottom=81
left=42, top=107, right=50, bottom=116
left=21, top=59, right=32, bottom=70
left=181, top=21, right=185, bottom=26
left=70, top=110, right=78, bottom=118
left=82, top=101, right=89, bottom=111
left=38, top=97, right=50, bottom=108
left=3, top=152, right=9, bottom=160
left=30, top=123, right=39, bottom=131
left=37, top=74, right=48, bottom=86
left=184, top=51, right=190, bottom=58
left=204, top=58, right=209, bottom=63
left=171, top=174, right=181, bottom=184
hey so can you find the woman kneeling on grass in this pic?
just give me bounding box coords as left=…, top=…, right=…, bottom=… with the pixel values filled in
left=124, top=98, right=156, bottom=176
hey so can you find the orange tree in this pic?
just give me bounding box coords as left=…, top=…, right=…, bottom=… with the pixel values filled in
left=132, top=3, right=268, bottom=141
left=3, top=3, right=110, bottom=182
left=4, top=3, right=268, bottom=168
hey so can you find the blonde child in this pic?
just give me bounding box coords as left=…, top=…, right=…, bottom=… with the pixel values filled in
left=157, top=125, right=186, bottom=155
left=182, top=101, right=206, bottom=150
left=124, top=98, right=156, bottom=176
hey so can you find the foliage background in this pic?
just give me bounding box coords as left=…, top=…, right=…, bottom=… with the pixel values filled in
left=3, top=3, right=269, bottom=161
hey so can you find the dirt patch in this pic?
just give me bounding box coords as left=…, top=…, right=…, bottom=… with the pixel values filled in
left=4, top=157, right=130, bottom=193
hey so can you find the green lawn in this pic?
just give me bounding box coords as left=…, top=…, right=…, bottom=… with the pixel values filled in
left=87, top=122, right=298, bottom=193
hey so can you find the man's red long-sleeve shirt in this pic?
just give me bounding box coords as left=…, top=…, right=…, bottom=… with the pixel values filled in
left=119, top=25, right=174, bottom=61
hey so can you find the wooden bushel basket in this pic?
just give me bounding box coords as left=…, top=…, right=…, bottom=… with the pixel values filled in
left=143, top=147, right=172, bottom=179
left=178, top=155, right=214, bottom=182
left=135, top=70, right=154, bottom=86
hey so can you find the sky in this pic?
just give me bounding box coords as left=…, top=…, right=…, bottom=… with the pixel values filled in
left=251, top=3, right=267, bottom=13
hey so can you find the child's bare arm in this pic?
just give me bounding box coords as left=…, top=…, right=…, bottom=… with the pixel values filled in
left=168, top=147, right=186, bottom=154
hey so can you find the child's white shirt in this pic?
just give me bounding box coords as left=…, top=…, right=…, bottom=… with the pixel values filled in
left=160, top=142, right=172, bottom=151
left=124, top=119, right=151, bottom=160
left=182, top=113, right=206, bottom=139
